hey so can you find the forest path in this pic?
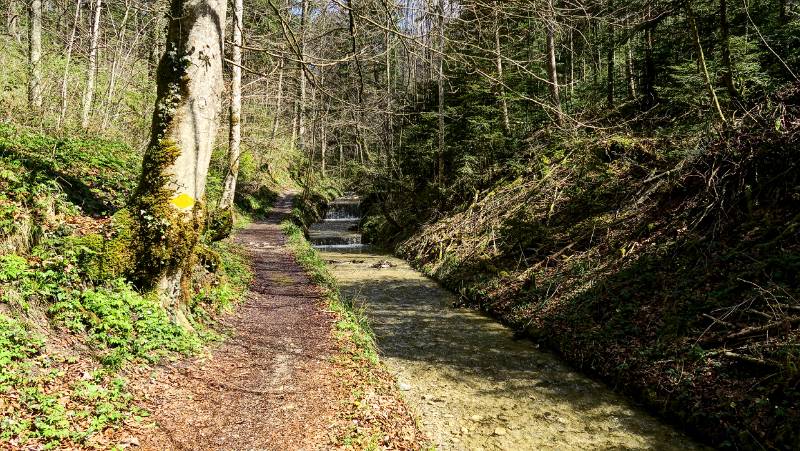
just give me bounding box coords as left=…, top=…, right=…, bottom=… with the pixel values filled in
left=320, top=248, right=706, bottom=451
left=129, top=194, right=344, bottom=450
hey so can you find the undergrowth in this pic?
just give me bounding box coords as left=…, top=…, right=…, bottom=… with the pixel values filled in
left=0, top=122, right=257, bottom=448
left=363, top=83, right=800, bottom=449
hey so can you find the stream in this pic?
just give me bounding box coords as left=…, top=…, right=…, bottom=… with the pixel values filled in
left=310, top=196, right=703, bottom=450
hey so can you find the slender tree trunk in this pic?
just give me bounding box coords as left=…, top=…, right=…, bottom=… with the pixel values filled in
left=687, top=2, right=727, bottom=124
left=132, top=0, right=227, bottom=324
left=625, top=30, right=636, bottom=100
left=606, top=17, right=614, bottom=108
left=270, top=56, right=284, bottom=140
left=7, top=0, right=21, bottom=43
left=642, top=8, right=656, bottom=109
left=320, top=120, right=327, bottom=177
left=436, top=0, right=445, bottom=184
left=102, top=0, right=131, bottom=129
left=220, top=0, right=243, bottom=211
left=545, top=0, right=562, bottom=124
left=625, top=20, right=636, bottom=100
left=297, top=0, right=308, bottom=153
left=719, top=0, right=740, bottom=100
left=569, top=27, right=575, bottom=100
left=27, top=0, right=42, bottom=109
left=493, top=4, right=510, bottom=135
left=81, top=0, right=102, bottom=129
left=59, top=0, right=81, bottom=127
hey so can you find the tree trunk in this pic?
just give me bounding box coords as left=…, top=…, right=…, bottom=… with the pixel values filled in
left=81, top=0, right=102, bottom=129
left=545, top=0, right=562, bottom=124
left=297, top=0, right=308, bottom=153
left=569, top=27, right=575, bottom=100
left=320, top=121, right=327, bottom=177
left=270, top=55, right=284, bottom=141
left=6, top=0, right=21, bottom=43
left=27, top=0, right=42, bottom=109
left=220, top=0, right=243, bottom=211
left=687, top=2, right=727, bottom=124
left=642, top=8, right=656, bottom=109
left=436, top=0, right=445, bottom=184
left=493, top=4, right=510, bottom=135
left=719, top=0, right=740, bottom=100
left=102, top=0, right=131, bottom=129
left=132, top=0, right=227, bottom=325
left=59, top=0, right=81, bottom=127
left=606, top=17, right=614, bottom=109
left=625, top=30, right=636, bottom=100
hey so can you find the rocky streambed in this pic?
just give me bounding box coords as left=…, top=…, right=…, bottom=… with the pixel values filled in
left=312, top=196, right=704, bottom=450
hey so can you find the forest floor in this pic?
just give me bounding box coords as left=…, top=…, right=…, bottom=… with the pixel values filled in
left=114, top=194, right=422, bottom=450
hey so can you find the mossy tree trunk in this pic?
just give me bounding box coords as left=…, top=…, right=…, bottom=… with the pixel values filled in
left=132, top=0, right=227, bottom=326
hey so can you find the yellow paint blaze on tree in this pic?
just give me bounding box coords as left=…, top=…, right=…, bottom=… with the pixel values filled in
left=171, top=193, right=196, bottom=210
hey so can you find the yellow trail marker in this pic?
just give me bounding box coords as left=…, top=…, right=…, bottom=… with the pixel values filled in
left=170, top=193, right=196, bottom=210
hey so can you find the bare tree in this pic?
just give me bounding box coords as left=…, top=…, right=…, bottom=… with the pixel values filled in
left=59, top=0, right=81, bottom=126
left=545, top=0, right=562, bottom=123
left=81, top=0, right=102, bottom=128
left=27, top=0, right=41, bottom=109
left=220, top=0, right=243, bottom=211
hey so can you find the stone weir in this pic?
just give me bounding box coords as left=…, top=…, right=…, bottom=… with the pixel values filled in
left=309, top=194, right=364, bottom=248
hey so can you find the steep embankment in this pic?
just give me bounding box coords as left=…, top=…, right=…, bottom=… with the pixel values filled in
left=366, top=84, right=800, bottom=449
left=0, top=124, right=252, bottom=448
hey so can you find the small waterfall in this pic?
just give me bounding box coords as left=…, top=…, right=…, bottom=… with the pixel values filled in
left=309, top=194, right=365, bottom=249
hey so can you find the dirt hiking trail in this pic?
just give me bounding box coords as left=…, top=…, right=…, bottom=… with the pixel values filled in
left=130, top=194, right=344, bottom=450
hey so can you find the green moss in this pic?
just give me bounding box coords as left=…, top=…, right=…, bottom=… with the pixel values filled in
left=129, top=139, right=203, bottom=294
left=194, top=243, right=222, bottom=274
left=206, top=208, right=233, bottom=242
left=69, top=209, right=136, bottom=281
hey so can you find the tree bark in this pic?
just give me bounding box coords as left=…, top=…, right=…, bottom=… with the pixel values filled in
left=545, top=0, right=562, bottom=124
left=642, top=7, right=656, bottom=109
left=687, top=2, right=727, bottom=124
left=7, top=0, right=21, bottom=43
left=220, top=0, right=243, bottom=211
left=132, top=0, right=227, bottom=324
left=719, top=0, right=740, bottom=100
left=27, top=0, right=42, bottom=109
left=270, top=55, right=284, bottom=141
left=606, top=17, right=614, bottom=108
left=81, top=0, right=102, bottom=129
left=625, top=34, right=635, bottom=100
left=59, top=0, right=81, bottom=126
left=297, top=0, right=308, bottom=153
left=435, top=0, right=445, bottom=184
left=493, top=4, right=510, bottom=135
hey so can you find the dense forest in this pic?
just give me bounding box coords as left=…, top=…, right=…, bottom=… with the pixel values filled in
left=0, top=0, right=798, bottom=448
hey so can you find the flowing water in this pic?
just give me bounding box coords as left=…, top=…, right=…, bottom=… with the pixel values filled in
left=311, top=196, right=704, bottom=450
